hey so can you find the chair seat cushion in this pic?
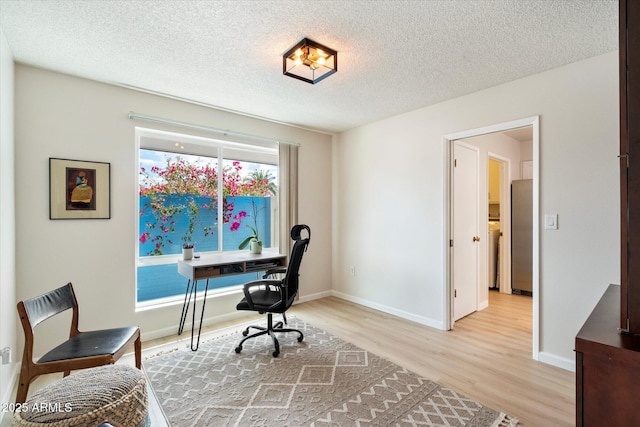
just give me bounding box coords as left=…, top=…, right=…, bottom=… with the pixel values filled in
left=236, top=289, right=286, bottom=313
left=38, top=327, right=139, bottom=363
left=13, top=364, right=147, bottom=427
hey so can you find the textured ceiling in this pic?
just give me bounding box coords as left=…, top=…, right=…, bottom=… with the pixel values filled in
left=0, top=0, right=618, bottom=133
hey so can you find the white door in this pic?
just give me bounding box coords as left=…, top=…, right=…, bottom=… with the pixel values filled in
left=452, top=141, right=480, bottom=321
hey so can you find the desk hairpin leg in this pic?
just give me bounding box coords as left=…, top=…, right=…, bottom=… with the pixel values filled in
left=177, top=278, right=210, bottom=351
left=189, top=279, right=210, bottom=351
left=178, top=279, right=195, bottom=335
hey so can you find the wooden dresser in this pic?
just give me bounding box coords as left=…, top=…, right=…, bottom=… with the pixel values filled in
left=575, top=2, right=640, bottom=424
left=575, top=285, right=640, bottom=426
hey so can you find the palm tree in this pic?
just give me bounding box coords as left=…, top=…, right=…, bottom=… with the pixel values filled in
left=245, top=170, right=277, bottom=196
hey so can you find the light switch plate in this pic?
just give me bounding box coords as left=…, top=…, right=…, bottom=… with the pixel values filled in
left=1, top=347, right=10, bottom=365
left=544, top=214, right=558, bottom=230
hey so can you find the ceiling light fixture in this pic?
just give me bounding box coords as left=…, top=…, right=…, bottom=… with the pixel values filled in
left=283, top=38, right=337, bottom=84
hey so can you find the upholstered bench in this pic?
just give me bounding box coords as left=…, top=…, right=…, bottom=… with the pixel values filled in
left=13, top=365, right=147, bottom=427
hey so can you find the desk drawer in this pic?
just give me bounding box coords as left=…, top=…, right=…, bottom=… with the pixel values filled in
left=194, top=267, right=220, bottom=280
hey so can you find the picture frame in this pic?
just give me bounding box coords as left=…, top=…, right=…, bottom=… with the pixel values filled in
left=49, top=157, right=111, bottom=219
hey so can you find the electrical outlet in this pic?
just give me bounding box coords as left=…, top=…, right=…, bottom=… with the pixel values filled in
left=1, top=347, right=11, bottom=365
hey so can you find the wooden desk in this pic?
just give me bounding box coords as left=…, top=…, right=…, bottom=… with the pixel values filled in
left=575, top=284, right=640, bottom=425
left=177, top=251, right=286, bottom=350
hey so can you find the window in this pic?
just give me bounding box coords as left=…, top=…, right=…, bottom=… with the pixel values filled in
left=136, top=128, right=279, bottom=306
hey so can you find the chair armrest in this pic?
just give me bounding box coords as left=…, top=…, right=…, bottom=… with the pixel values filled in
left=242, top=279, right=283, bottom=309
left=263, top=268, right=287, bottom=278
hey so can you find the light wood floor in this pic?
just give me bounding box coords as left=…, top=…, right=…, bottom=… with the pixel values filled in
left=144, top=291, right=574, bottom=426
left=290, top=292, right=574, bottom=427
left=14, top=292, right=573, bottom=427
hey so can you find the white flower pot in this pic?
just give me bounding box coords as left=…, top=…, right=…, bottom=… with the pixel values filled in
left=182, top=247, right=194, bottom=260
left=249, top=241, right=262, bottom=254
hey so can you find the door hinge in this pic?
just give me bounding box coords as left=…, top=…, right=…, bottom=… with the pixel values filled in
left=619, top=153, right=629, bottom=168
left=454, top=289, right=457, bottom=298
left=450, top=239, right=453, bottom=247
left=454, top=159, right=457, bottom=167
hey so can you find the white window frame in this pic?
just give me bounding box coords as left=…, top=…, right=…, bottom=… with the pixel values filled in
left=134, top=127, right=279, bottom=309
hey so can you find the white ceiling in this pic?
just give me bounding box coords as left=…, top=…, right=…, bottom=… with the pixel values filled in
left=0, top=0, right=618, bottom=134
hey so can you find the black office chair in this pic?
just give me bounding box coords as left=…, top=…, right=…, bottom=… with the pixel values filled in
left=235, top=224, right=311, bottom=357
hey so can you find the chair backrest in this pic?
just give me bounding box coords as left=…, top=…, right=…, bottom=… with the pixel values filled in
left=18, top=283, right=78, bottom=332
left=282, top=225, right=311, bottom=306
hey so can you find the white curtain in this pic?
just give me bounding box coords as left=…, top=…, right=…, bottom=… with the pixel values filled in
left=278, top=143, right=298, bottom=255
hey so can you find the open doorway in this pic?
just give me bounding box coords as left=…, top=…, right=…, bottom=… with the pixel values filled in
left=487, top=155, right=509, bottom=294
left=444, top=117, right=540, bottom=360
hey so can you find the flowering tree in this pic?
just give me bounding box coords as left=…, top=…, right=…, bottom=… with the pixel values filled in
left=238, top=170, right=277, bottom=196
left=139, top=158, right=275, bottom=255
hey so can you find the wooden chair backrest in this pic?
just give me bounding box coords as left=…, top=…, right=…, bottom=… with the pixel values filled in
left=17, top=283, right=80, bottom=345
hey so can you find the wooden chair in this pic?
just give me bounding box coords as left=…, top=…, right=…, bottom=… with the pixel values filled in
left=16, top=283, right=141, bottom=403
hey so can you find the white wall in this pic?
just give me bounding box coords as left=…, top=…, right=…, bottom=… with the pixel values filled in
left=333, top=51, right=620, bottom=368
left=8, top=47, right=620, bottom=380
left=0, top=27, right=17, bottom=411
left=14, top=65, right=333, bottom=357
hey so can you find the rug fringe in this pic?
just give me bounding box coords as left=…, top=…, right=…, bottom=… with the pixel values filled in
left=493, top=413, right=519, bottom=426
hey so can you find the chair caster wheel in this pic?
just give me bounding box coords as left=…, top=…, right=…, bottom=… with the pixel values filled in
left=235, top=346, right=242, bottom=353
left=272, top=351, right=279, bottom=357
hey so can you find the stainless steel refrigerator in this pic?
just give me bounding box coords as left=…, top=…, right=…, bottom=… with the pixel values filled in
left=511, top=179, right=532, bottom=294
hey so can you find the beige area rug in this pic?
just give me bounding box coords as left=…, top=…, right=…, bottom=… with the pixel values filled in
left=144, top=318, right=519, bottom=426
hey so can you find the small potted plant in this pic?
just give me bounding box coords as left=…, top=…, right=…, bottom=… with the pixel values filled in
left=238, top=226, right=262, bottom=254
left=238, top=199, right=264, bottom=254
left=182, top=243, right=194, bottom=260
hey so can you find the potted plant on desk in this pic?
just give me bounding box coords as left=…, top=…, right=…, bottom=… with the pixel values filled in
left=182, top=242, right=194, bottom=260
left=182, top=222, right=195, bottom=260
left=238, top=198, right=264, bottom=254
left=238, top=226, right=262, bottom=254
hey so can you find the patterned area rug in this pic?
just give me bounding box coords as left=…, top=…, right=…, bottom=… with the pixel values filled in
left=144, top=318, right=518, bottom=426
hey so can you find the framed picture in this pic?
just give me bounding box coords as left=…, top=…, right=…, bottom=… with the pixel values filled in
left=49, top=158, right=111, bottom=219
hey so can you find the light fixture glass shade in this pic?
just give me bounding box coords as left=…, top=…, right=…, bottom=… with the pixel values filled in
left=283, top=38, right=337, bottom=84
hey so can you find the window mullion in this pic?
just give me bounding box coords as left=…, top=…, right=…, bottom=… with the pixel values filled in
left=217, top=147, right=224, bottom=251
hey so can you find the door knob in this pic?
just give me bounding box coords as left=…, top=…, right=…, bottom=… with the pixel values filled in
left=473, top=236, right=480, bottom=242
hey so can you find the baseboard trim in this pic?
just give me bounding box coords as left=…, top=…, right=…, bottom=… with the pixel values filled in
left=297, top=290, right=332, bottom=303
left=537, top=351, right=575, bottom=372
left=1, top=362, right=20, bottom=424
left=140, top=310, right=256, bottom=342
left=139, top=290, right=331, bottom=342
left=330, top=290, right=444, bottom=330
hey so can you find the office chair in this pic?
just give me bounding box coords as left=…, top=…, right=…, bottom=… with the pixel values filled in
left=16, top=282, right=142, bottom=403
left=235, top=224, right=311, bottom=357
